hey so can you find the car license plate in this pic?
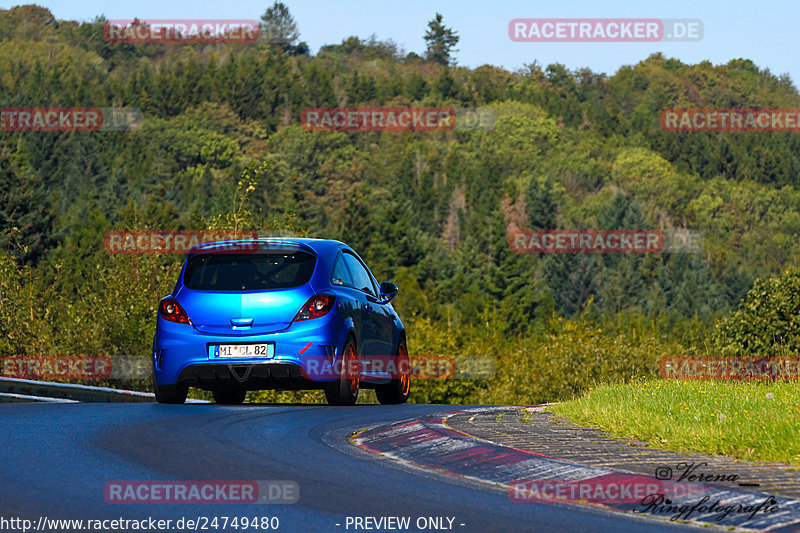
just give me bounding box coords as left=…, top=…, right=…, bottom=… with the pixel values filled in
left=212, top=344, right=274, bottom=358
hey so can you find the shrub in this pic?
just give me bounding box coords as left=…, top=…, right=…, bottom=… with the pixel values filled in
left=712, top=267, right=800, bottom=357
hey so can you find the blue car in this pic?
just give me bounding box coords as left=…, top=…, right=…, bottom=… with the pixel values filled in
left=152, top=238, right=409, bottom=406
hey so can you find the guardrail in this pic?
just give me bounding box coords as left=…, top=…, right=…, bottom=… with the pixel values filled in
left=0, top=391, right=79, bottom=403
left=0, top=377, right=156, bottom=403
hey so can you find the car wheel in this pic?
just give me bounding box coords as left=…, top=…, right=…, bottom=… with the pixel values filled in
left=212, top=388, right=247, bottom=405
left=153, top=375, right=188, bottom=405
left=375, top=340, right=410, bottom=405
left=325, top=337, right=359, bottom=406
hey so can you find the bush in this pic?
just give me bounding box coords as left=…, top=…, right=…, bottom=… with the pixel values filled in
left=475, top=315, right=690, bottom=405
left=712, top=267, right=800, bottom=357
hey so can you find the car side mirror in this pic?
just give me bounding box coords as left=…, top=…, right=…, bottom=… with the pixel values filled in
left=379, top=282, right=399, bottom=302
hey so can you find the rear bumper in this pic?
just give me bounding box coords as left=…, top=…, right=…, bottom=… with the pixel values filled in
left=152, top=310, right=349, bottom=387
left=174, top=362, right=318, bottom=391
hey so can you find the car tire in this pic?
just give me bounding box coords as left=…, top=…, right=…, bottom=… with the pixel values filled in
left=325, top=337, right=359, bottom=406
left=153, top=376, right=188, bottom=405
left=212, top=388, right=247, bottom=405
left=375, top=340, right=411, bottom=405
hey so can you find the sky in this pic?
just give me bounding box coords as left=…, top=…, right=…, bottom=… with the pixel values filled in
left=3, top=0, right=799, bottom=85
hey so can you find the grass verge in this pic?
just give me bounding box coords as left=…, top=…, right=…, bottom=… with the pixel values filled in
left=549, top=380, right=800, bottom=465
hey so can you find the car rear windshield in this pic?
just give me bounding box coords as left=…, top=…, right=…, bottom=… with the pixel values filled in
left=183, top=248, right=316, bottom=291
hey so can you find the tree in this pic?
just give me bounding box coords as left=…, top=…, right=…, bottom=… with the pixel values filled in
left=319, top=35, right=400, bottom=61
left=406, top=72, right=428, bottom=100
left=0, top=142, right=53, bottom=265
left=291, top=41, right=310, bottom=56
left=424, top=13, right=459, bottom=65
left=712, top=267, right=800, bottom=357
left=525, top=176, right=556, bottom=229
left=433, top=70, right=459, bottom=99
left=259, top=1, right=299, bottom=52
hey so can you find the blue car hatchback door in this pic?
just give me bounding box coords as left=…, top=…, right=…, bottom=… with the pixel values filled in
left=152, top=238, right=410, bottom=406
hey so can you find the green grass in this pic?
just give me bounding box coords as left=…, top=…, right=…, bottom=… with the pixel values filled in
left=550, top=380, right=800, bottom=465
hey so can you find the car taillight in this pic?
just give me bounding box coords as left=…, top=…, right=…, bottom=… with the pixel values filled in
left=159, top=297, right=192, bottom=325
left=293, top=294, right=336, bottom=322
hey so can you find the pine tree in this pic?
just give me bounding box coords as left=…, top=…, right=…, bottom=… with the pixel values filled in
left=0, top=142, right=53, bottom=265
left=525, top=177, right=556, bottom=229
left=424, top=13, right=459, bottom=65
left=259, top=1, right=299, bottom=52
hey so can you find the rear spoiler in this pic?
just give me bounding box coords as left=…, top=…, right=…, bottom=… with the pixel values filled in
left=187, top=239, right=317, bottom=257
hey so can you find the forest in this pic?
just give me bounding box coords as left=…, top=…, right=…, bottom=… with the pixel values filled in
left=2, top=4, right=800, bottom=403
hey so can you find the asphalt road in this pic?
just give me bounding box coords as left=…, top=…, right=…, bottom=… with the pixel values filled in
left=0, top=403, right=708, bottom=533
